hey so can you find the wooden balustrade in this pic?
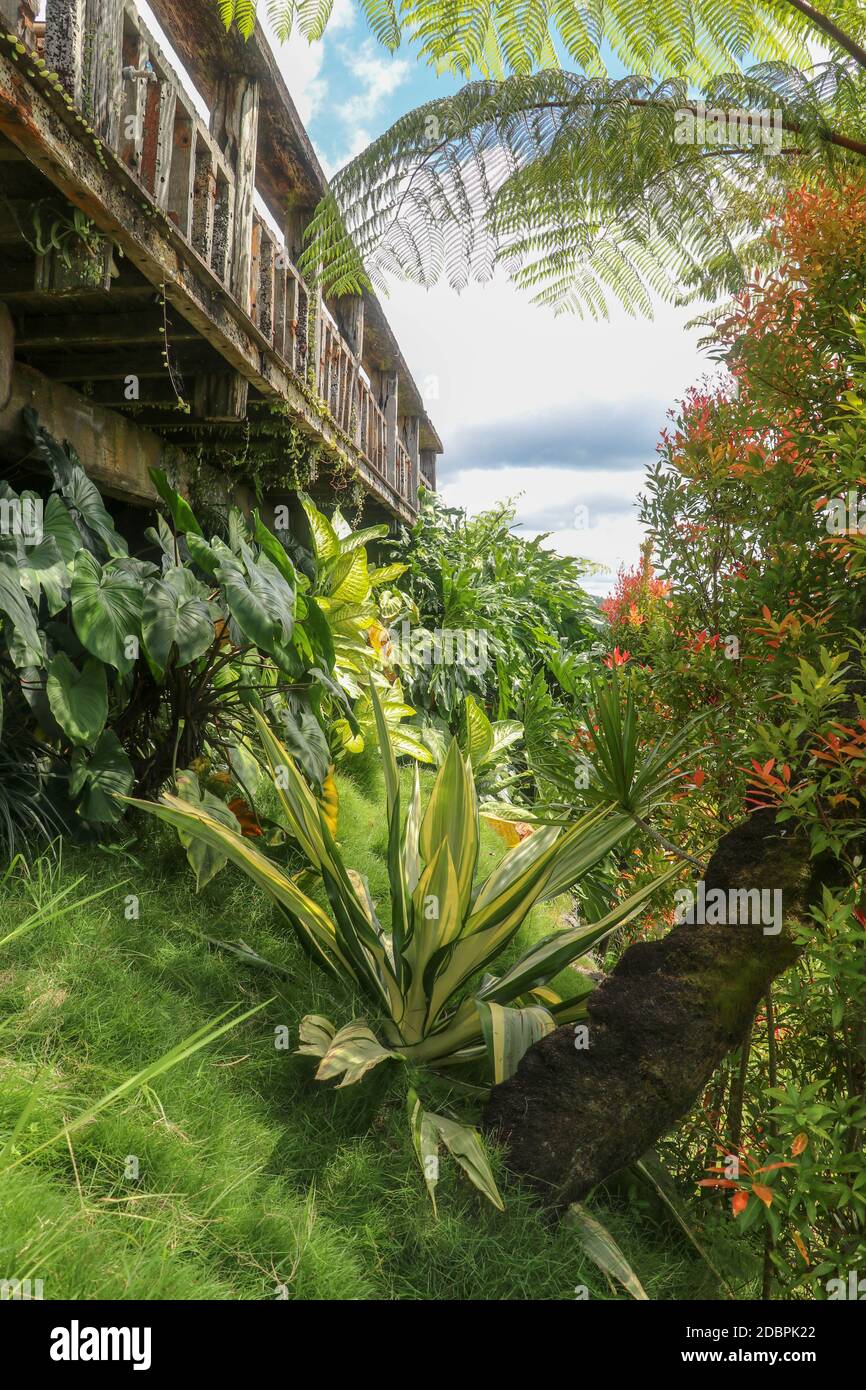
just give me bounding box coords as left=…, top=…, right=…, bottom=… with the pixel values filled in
left=13, top=0, right=439, bottom=512
left=357, top=378, right=388, bottom=480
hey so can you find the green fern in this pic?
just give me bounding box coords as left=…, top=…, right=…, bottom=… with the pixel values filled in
left=299, top=63, right=866, bottom=314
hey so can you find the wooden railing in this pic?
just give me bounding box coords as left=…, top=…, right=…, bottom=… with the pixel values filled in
left=12, top=0, right=436, bottom=510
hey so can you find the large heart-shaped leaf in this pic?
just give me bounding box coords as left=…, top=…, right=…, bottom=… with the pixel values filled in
left=142, top=568, right=213, bottom=674
left=0, top=553, right=41, bottom=666
left=149, top=467, right=203, bottom=537
left=71, top=551, right=142, bottom=673
left=69, top=730, right=134, bottom=822
left=43, top=493, right=82, bottom=568
left=18, top=535, right=68, bottom=616
left=46, top=652, right=108, bottom=746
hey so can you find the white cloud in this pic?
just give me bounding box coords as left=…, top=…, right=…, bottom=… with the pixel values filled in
left=381, top=276, right=706, bottom=589
left=262, top=0, right=357, bottom=126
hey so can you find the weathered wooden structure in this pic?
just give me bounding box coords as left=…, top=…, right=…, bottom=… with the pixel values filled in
left=0, top=0, right=441, bottom=521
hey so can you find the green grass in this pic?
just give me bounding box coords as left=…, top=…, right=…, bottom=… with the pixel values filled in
left=0, top=759, right=745, bottom=1300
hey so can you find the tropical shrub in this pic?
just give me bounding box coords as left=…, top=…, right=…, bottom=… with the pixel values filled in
left=0, top=414, right=403, bottom=849
left=129, top=687, right=676, bottom=1209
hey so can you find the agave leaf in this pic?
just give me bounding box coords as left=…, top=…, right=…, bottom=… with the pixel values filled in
left=296, top=1014, right=336, bottom=1060
left=408, top=1088, right=441, bottom=1215
left=125, top=793, right=355, bottom=982
left=313, top=1019, right=403, bottom=1087
left=566, top=1203, right=648, bottom=1300
left=476, top=999, right=555, bottom=1084
left=428, top=1110, right=504, bottom=1211
left=480, top=862, right=682, bottom=1004
left=419, top=739, right=478, bottom=918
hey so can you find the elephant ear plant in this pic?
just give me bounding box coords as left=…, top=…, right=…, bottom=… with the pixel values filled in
left=128, top=689, right=678, bottom=1212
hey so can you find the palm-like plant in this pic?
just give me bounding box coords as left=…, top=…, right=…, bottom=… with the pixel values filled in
left=129, top=686, right=678, bottom=1208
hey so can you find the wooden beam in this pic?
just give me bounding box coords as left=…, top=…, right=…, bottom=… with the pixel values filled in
left=14, top=310, right=197, bottom=349
left=0, top=362, right=178, bottom=504
left=83, top=0, right=124, bottom=147
left=336, top=294, right=364, bottom=360
left=420, top=447, right=437, bottom=491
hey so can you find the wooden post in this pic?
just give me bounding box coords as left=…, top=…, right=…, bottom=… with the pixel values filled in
left=383, top=370, right=398, bottom=490
left=285, top=200, right=315, bottom=267
left=211, top=74, right=260, bottom=312
left=166, top=109, right=196, bottom=235
left=420, top=447, right=436, bottom=491
left=83, top=0, right=124, bottom=147
left=193, top=372, right=249, bottom=422
left=336, top=294, right=364, bottom=359
left=44, top=0, right=86, bottom=106
left=190, top=140, right=217, bottom=267
left=403, top=414, right=420, bottom=503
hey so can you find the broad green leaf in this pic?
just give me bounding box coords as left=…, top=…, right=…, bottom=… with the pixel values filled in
left=0, top=553, right=41, bottom=665
left=142, top=568, right=213, bottom=674
left=46, top=652, right=108, bottom=746
left=299, top=491, right=341, bottom=563
left=408, top=1087, right=441, bottom=1215
left=43, top=492, right=82, bottom=567
left=463, top=694, right=494, bottom=768
left=149, top=467, right=203, bottom=536
left=71, top=551, right=142, bottom=674
left=69, top=730, right=134, bottom=822
left=18, top=536, right=67, bottom=615
left=175, top=768, right=241, bottom=891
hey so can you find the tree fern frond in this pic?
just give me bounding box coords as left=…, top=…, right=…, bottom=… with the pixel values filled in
left=302, top=65, right=866, bottom=315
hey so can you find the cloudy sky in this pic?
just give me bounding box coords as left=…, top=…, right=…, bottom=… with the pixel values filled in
left=143, top=1, right=710, bottom=595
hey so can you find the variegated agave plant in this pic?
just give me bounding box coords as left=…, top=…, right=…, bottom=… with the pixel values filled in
left=129, top=687, right=677, bottom=1211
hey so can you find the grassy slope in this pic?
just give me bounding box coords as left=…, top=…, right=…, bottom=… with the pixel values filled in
left=0, top=759, right=733, bottom=1300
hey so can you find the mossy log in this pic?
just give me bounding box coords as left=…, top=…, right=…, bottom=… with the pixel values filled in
left=483, top=810, right=830, bottom=1207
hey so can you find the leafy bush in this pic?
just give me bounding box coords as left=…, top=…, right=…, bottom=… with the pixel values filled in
left=130, top=687, right=676, bottom=1210
left=0, top=414, right=401, bottom=849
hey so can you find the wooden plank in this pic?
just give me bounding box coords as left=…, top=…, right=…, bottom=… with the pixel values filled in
left=0, top=362, right=176, bottom=504
left=152, top=81, right=177, bottom=209
left=44, top=0, right=86, bottom=106
left=211, top=172, right=233, bottom=284
left=256, top=226, right=275, bottom=343
left=192, top=370, right=248, bottom=421
left=336, top=294, right=364, bottom=360
left=210, top=73, right=259, bottom=311
left=403, top=414, right=420, bottom=502
left=83, top=0, right=124, bottom=147
left=166, top=107, right=195, bottom=234
left=190, top=138, right=216, bottom=265
left=383, top=369, right=398, bottom=489
left=15, top=309, right=197, bottom=349
left=139, top=72, right=171, bottom=195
